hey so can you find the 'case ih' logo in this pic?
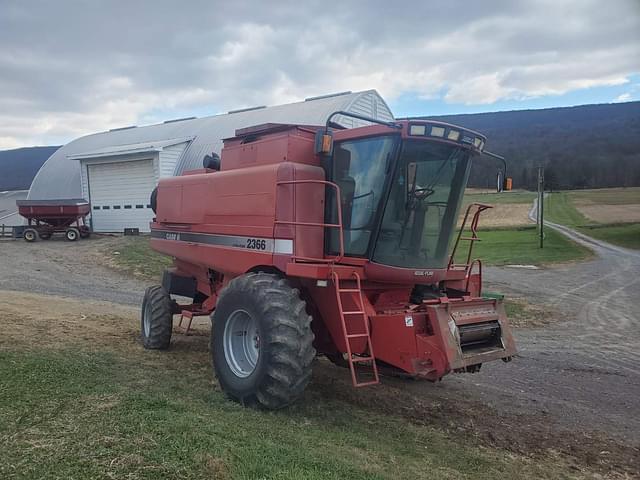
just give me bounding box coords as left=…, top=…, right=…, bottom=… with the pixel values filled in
left=165, top=232, right=181, bottom=241
left=414, top=270, right=434, bottom=277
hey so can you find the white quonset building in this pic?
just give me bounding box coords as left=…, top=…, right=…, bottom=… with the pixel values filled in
left=28, top=90, right=394, bottom=232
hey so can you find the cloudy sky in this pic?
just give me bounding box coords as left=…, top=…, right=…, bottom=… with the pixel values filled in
left=1, top=0, right=639, bottom=149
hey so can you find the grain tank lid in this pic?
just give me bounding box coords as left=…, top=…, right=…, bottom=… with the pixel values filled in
left=16, top=198, right=89, bottom=206
left=228, top=123, right=322, bottom=140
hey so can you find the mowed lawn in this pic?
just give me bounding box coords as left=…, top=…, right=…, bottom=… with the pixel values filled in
left=545, top=187, right=640, bottom=249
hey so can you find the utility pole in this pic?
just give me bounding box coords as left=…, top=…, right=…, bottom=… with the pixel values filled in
left=537, top=166, right=544, bottom=248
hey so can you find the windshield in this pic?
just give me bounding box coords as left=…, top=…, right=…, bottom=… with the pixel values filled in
left=327, top=136, right=397, bottom=256
left=372, top=141, right=471, bottom=269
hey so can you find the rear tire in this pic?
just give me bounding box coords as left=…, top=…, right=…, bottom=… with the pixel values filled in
left=23, top=228, right=38, bottom=242
left=211, top=272, right=315, bottom=409
left=141, top=285, right=173, bottom=349
left=65, top=228, right=79, bottom=241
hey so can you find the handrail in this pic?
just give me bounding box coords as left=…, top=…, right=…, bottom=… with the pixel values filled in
left=464, top=258, right=483, bottom=296
left=275, top=179, right=345, bottom=263
left=448, top=202, right=492, bottom=272
left=325, top=111, right=402, bottom=130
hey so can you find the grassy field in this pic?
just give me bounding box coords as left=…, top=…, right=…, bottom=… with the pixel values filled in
left=0, top=349, right=570, bottom=480
left=577, top=222, right=640, bottom=249
left=544, top=193, right=589, bottom=226
left=0, top=291, right=593, bottom=480
left=455, top=225, right=592, bottom=266
left=464, top=190, right=537, bottom=205
left=545, top=189, right=640, bottom=249
left=106, top=236, right=172, bottom=280
left=460, top=190, right=590, bottom=265
left=567, top=187, right=640, bottom=205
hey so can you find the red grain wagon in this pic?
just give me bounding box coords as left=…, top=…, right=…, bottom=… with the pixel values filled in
left=16, top=199, right=91, bottom=242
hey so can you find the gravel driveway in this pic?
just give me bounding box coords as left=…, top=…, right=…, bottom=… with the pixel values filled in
left=0, top=236, right=147, bottom=305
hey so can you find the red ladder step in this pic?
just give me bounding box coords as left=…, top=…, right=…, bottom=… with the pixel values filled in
left=331, top=271, right=380, bottom=388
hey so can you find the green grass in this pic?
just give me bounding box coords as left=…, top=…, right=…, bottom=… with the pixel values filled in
left=576, top=223, right=640, bottom=249
left=108, top=236, right=172, bottom=281
left=0, top=348, right=577, bottom=479
left=456, top=226, right=592, bottom=266
left=544, top=192, right=589, bottom=226
left=545, top=191, right=640, bottom=249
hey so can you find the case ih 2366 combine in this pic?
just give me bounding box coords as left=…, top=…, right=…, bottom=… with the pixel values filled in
left=142, top=112, right=516, bottom=409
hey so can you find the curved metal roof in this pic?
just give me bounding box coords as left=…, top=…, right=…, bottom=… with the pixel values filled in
left=28, top=90, right=394, bottom=200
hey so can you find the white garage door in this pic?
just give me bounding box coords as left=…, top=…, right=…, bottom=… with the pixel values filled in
left=88, top=159, right=156, bottom=232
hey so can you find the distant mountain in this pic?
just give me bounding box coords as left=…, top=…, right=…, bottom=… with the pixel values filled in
left=0, top=146, right=59, bottom=191
left=420, top=101, right=640, bottom=190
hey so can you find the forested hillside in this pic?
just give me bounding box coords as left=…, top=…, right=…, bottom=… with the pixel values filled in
left=0, top=146, right=59, bottom=191
left=425, top=101, right=640, bottom=190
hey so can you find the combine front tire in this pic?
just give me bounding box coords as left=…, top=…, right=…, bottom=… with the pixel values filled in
left=211, top=272, right=315, bottom=409
left=141, top=285, right=173, bottom=349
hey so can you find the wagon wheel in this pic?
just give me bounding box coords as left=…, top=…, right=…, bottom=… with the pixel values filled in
left=65, top=227, right=80, bottom=241
left=23, top=228, right=38, bottom=242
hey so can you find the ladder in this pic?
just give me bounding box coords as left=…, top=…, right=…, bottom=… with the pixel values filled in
left=331, top=271, right=380, bottom=387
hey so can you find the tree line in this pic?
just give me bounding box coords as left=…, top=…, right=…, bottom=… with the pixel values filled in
left=424, top=101, right=640, bottom=191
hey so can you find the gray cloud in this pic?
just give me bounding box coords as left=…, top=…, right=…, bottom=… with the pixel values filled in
left=0, top=0, right=639, bottom=148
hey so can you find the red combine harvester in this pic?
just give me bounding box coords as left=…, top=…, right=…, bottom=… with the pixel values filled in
left=143, top=112, right=516, bottom=409
left=16, top=199, right=91, bottom=242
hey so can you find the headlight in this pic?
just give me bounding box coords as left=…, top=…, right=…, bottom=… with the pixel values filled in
left=430, top=126, right=445, bottom=137
left=447, top=130, right=460, bottom=141
left=409, top=124, right=426, bottom=136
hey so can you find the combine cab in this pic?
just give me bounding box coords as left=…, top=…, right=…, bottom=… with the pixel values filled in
left=142, top=113, right=516, bottom=409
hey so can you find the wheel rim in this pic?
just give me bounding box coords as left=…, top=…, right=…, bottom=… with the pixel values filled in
left=143, top=301, right=152, bottom=338
left=68, top=231, right=77, bottom=240
left=25, top=231, right=35, bottom=241
left=223, top=309, right=260, bottom=378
